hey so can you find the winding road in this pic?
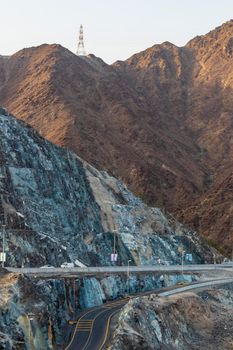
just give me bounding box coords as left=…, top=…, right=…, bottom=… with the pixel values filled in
left=65, top=298, right=130, bottom=350
left=64, top=277, right=233, bottom=350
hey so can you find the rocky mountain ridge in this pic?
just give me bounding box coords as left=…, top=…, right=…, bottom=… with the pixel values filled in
left=0, top=20, right=233, bottom=252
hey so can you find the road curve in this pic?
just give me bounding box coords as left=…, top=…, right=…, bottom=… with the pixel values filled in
left=65, top=298, right=130, bottom=350
left=64, top=277, right=233, bottom=350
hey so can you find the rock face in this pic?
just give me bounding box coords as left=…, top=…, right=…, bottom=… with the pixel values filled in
left=0, top=110, right=219, bottom=349
left=0, top=109, right=216, bottom=267
left=108, top=284, right=233, bottom=350
left=0, top=43, right=204, bottom=212
left=0, top=21, right=232, bottom=252
left=0, top=109, right=225, bottom=350
left=0, top=270, right=197, bottom=349
left=178, top=173, right=233, bottom=254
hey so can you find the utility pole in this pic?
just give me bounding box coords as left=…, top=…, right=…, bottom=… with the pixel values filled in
left=127, top=259, right=131, bottom=295
left=111, top=230, right=118, bottom=264
left=1, top=193, right=7, bottom=267
left=76, top=24, right=86, bottom=56
left=73, top=279, right=76, bottom=311
left=2, top=225, right=6, bottom=268
left=113, top=230, right=117, bottom=255
left=232, top=246, right=233, bottom=271
left=181, top=251, right=186, bottom=277
left=26, top=313, right=35, bottom=350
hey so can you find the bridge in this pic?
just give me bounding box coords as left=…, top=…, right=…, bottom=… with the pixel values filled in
left=6, top=263, right=233, bottom=277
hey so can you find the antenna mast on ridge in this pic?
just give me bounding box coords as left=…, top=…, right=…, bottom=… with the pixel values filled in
left=76, top=24, right=86, bottom=56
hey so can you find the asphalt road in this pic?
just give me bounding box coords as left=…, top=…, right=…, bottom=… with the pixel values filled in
left=64, top=298, right=130, bottom=350
left=6, top=263, right=233, bottom=277
left=64, top=277, right=233, bottom=350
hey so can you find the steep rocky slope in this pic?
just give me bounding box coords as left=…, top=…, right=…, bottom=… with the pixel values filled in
left=179, top=172, right=233, bottom=254
left=108, top=284, right=233, bottom=350
left=0, top=269, right=198, bottom=349
left=0, top=108, right=215, bottom=267
left=2, top=271, right=232, bottom=350
left=0, top=44, right=204, bottom=211
left=0, top=109, right=217, bottom=350
left=0, top=21, right=233, bottom=251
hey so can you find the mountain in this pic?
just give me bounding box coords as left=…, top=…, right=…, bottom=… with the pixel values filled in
left=0, top=20, right=233, bottom=252
left=0, top=108, right=219, bottom=348
left=0, top=107, right=215, bottom=267
left=0, top=44, right=204, bottom=211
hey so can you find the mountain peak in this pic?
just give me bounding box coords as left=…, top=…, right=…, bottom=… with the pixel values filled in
left=11, top=43, right=76, bottom=61
left=120, top=41, right=180, bottom=71
left=186, top=19, right=233, bottom=50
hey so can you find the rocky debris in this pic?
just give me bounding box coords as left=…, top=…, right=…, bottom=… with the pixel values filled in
left=0, top=111, right=218, bottom=267
left=108, top=284, right=233, bottom=350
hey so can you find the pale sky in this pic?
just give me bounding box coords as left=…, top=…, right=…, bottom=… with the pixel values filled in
left=1, top=0, right=233, bottom=63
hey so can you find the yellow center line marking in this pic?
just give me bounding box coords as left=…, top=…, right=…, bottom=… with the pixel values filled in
left=65, top=308, right=97, bottom=350
left=76, top=327, right=92, bottom=328
left=81, top=309, right=108, bottom=350
left=103, top=303, right=125, bottom=308
left=68, top=320, right=93, bottom=325
left=65, top=297, right=130, bottom=350
left=102, top=299, right=129, bottom=308
left=82, top=304, right=126, bottom=350
left=98, top=309, right=121, bottom=350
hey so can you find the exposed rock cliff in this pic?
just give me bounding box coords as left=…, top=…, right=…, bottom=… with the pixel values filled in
left=0, top=270, right=197, bottom=349
left=0, top=109, right=222, bottom=350
left=0, top=109, right=216, bottom=268
left=108, top=284, right=233, bottom=350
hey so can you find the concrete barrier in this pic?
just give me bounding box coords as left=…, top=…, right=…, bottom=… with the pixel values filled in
left=160, top=278, right=233, bottom=297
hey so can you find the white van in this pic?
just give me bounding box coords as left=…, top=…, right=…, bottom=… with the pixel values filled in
left=60, top=262, right=75, bottom=268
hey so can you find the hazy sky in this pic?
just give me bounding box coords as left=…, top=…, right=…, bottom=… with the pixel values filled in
left=1, top=0, right=233, bottom=63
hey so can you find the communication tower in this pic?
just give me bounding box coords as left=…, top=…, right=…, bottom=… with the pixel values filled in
left=76, top=24, right=86, bottom=56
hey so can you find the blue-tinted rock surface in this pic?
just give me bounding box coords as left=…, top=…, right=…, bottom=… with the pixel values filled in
left=108, top=284, right=233, bottom=350
left=0, top=109, right=220, bottom=349
left=0, top=111, right=217, bottom=268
